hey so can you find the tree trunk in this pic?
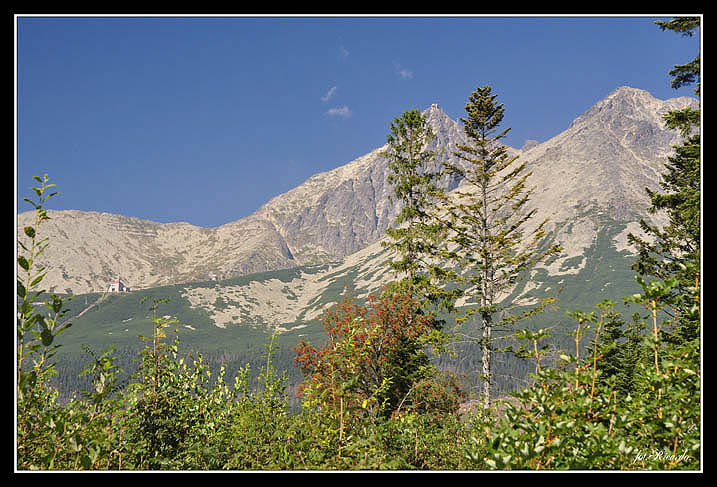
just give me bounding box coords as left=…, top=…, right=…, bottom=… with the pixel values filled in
left=480, top=149, right=493, bottom=409
left=481, top=312, right=492, bottom=408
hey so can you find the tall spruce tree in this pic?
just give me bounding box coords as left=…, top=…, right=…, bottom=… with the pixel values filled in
left=440, top=86, right=561, bottom=407
left=628, top=17, right=701, bottom=344
left=382, top=108, right=455, bottom=313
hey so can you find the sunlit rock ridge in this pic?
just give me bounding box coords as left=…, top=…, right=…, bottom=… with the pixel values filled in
left=17, top=86, right=697, bottom=296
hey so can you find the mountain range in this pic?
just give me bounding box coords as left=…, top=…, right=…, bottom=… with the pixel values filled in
left=18, top=86, right=695, bottom=297
left=17, top=85, right=698, bottom=398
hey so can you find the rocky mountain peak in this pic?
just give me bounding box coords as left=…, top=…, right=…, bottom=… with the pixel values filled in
left=569, top=86, right=696, bottom=132
left=424, top=102, right=449, bottom=120
left=521, top=87, right=696, bottom=225
left=423, top=104, right=464, bottom=142
left=607, top=85, right=655, bottom=100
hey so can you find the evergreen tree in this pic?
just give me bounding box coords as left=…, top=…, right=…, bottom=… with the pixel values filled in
left=382, top=108, right=456, bottom=314
left=590, top=306, right=625, bottom=389
left=583, top=305, right=645, bottom=401
left=655, top=17, right=701, bottom=98
left=617, top=312, right=649, bottom=397
left=440, top=86, right=562, bottom=407
left=628, top=16, right=701, bottom=344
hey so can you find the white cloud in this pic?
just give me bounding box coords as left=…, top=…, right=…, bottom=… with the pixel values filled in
left=394, top=62, right=413, bottom=80
left=326, top=106, right=352, bottom=118
left=321, top=86, right=338, bottom=102
left=339, top=45, right=349, bottom=58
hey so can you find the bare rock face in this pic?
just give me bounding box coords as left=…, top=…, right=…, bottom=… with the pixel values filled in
left=16, top=210, right=298, bottom=294
left=17, top=87, right=698, bottom=294
left=522, top=86, right=696, bottom=225
left=253, top=147, right=393, bottom=262
left=253, top=103, right=470, bottom=263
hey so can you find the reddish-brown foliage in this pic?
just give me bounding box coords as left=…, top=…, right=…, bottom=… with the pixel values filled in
left=294, top=291, right=437, bottom=416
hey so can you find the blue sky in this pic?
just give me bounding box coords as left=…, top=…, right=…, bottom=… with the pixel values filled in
left=16, top=15, right=700, bottom=228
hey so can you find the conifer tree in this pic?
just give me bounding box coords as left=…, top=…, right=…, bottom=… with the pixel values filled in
left=628, top=17, right=701, bottom=344
left=382, top=108, right=455, bottom=313
left=584, top=306, right=644, bottom=400
left=440, top=86, right=562, bottom=407
left=655, top=17, right=700, bottom=99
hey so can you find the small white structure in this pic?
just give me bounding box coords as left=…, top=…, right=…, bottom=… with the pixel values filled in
left=108, top=278, right=130, bottom=293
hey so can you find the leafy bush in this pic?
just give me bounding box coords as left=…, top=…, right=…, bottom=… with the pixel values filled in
left=464, top=295, right=700, bottom=470
left=294, top=292, right=461, bottom=420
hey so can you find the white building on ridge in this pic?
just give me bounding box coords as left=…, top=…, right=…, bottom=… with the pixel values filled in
left=108, top=277, right=130, bottom=293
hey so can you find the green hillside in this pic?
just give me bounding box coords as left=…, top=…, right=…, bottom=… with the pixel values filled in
left=45, top=211, right=646, bottom=404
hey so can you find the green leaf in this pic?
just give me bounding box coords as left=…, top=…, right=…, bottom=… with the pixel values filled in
left=50, top=295, right=63, bottom=313
left=88, top=446, right=99, bottom=465
left=30, top=273, right=45, bottom=288
left=520, top=443, right=530, bottom=457
left=20, top=301, right=33, bottom=320
left=94, top=374, right=107, bottom=394
left=18, top=256, right=30, bottom=271
left=69, top=436, right=82, bottom=453
left=31, top=313, right=47, bottom=331
left=41, top=328, right=54, bottom=347
left=618, top=440, right=633, bottom=455
left=23, top=226, right=36, bottom=239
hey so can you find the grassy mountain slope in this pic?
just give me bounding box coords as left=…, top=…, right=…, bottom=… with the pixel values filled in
left=48, top=210, right=644, bottom=402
